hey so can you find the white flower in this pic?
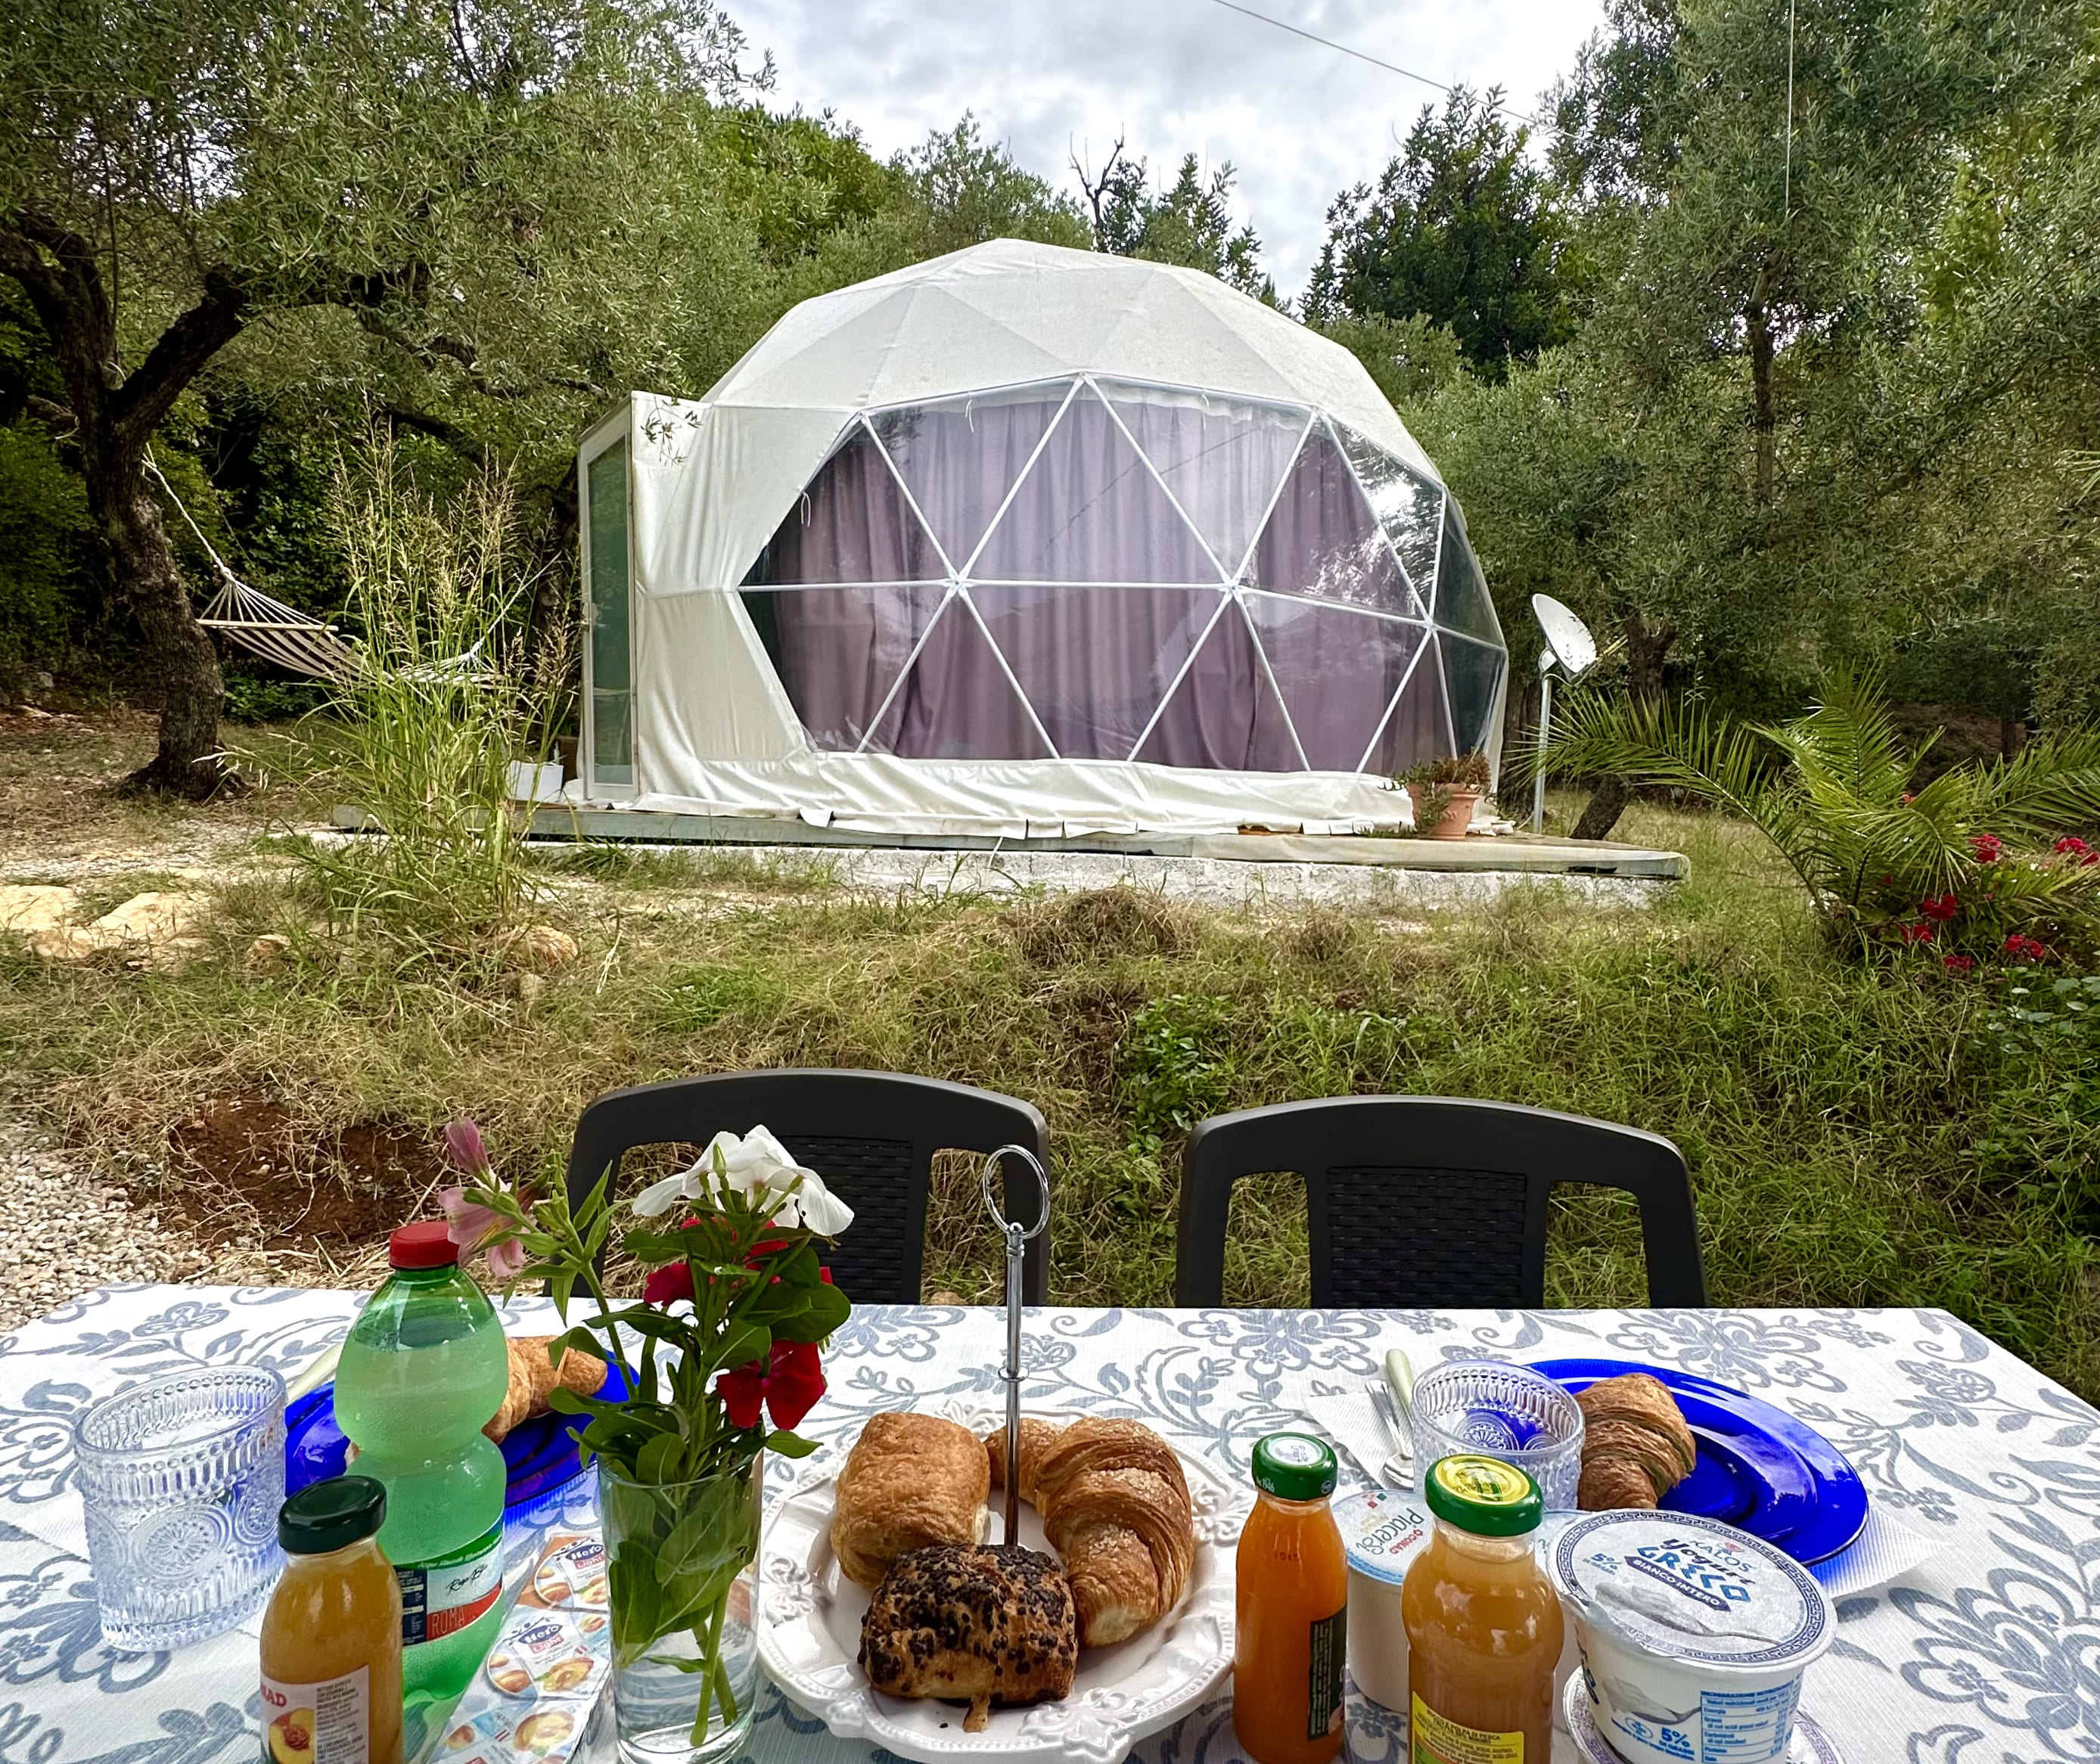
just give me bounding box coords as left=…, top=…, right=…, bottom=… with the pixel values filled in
left=629, top=1125, right=855, bottom=1236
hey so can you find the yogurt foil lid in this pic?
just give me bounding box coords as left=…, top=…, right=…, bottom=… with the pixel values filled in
left=1335, top=1487, right=1434, bottom=1586
left=1550, top=1510, right=1834, bottom=1670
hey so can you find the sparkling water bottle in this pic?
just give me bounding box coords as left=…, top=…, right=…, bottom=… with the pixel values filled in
left=336, top=1221, right=511, bottom=1705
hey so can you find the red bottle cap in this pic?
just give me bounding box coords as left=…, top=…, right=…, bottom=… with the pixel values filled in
left=388, top=1220, right=461, bottom=1269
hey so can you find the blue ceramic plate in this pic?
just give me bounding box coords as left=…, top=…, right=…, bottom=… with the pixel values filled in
left=1530, top=1357, right=1867, bottom=1567
left=284, top=1361, right=626, bottom=1514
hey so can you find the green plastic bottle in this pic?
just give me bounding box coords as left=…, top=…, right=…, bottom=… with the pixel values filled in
left=336, top=1219, right=511, bottom=1707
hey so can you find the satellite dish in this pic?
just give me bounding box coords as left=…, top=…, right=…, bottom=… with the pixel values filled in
left=1532, top=595, right=1598, bottom=679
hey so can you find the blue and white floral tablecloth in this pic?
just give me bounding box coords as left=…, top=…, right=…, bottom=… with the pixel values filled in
left=0, top=1287, right=2095, bottom=1763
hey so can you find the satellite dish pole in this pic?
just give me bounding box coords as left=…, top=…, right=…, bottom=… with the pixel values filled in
left=1530, top=595, right=1598, bottom=835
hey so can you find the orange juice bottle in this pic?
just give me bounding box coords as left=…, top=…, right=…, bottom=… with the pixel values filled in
left=1233, top=1433, right=1348, bottom=1764
left=259, top=1477, right=405, bottom=1764
left=1402, top=1456, right=1563, bottom=1762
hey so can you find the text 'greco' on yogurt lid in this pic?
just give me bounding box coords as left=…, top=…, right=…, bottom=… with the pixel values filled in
left=1334, top=1487, right=1434, bottom=1585
left=1549, top=1510, right=1834, bottom=1672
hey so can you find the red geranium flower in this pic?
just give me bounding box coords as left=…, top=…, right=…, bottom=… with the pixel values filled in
left=1971, top=834, right=2002, bottom=864
left=716, top=1338, right=825, bottom=1430
left=1942, top=954, right=1976, bottom=974
left=2057, top=837, right=2091, bottom=856
left=1901, top=921, right=1934, bottom=945
left=2004, top=933, right=2048, bottom=961
left=1918, top=893, right=1959, bottom=924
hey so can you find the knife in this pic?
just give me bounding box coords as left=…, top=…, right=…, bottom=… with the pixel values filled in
left=1383, top=1348, right=1416, bottom=1437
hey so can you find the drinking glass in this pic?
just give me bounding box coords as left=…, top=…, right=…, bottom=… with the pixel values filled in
left=1409, top=1359, right=1585, bottom=1509
left=76, top=1366, right=287, bottom=1651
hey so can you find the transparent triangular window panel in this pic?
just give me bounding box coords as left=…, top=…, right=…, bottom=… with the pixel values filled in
left=1432, top=501, right=1504, bottom=644
left=869, top=383, right=1073, bottom=575
left=1247, top=421, right=1423, bottom=617
left=744, top=584, right=949, bottom=753
left=971, top=584, right=1224, bottom=761
left=1099, top=381, right=1309, bottom=580
left=865, top=595, right=1052, bottom=760
left=1133, top=598, right=1302, bottom=772
left=1365, top=638, right=1457, bottom=777
left=972, top=386, right=1221, bottom=584
left=742, top=426, right=945, bottom=585
left=1334, top=422, right=1443, bottom=607
left=1441, top=632, right=1508, bottom=758
left=1241, top=592, right=1431, bottom=774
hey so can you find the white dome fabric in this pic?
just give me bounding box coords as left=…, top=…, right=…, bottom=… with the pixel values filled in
left=584, top=240, right=1507, bottom=837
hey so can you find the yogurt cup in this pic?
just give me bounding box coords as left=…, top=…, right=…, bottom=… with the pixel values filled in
left=1549, top=1510, right=1835, bottom=1764
left=1334, top=1487, right=1434, bottom=1708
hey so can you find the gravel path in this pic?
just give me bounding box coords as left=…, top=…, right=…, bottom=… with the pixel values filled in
left=0, top=1112, right=322, bottom=1328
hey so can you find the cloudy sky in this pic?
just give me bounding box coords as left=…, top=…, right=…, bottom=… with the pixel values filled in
left=724, top=0, right=1605, bottom=300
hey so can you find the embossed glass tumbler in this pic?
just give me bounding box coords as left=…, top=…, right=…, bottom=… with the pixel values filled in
left=76, top=1366, right=287, bottom=1651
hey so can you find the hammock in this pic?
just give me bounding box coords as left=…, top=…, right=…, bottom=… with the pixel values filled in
left=147, top=456, right=360, bottom=682
left=149, top=455, right=492, bottom=688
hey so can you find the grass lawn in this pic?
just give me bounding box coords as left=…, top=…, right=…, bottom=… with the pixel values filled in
left=2, top=731, right=2095, bottom=1399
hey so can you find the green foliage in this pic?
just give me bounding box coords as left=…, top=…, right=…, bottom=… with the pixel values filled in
left=898, top=116, right=1091, bottom=257
left=1544, top=670, right=2100, bottom=957
left=1078, top=145, right=1272, bottom=300
left=1310, top=88, right=1574, bottom=375
left=288, top=445, right=564, bottom=947
left=0, top=421, right=92, bottom=685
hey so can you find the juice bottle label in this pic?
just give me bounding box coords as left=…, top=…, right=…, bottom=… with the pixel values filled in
left=1306, top=1605, right=1346, bottom=1739
left=261, top=1665, right=369, bottom=1764
left=399, top=1521, right=503, bottom=1646
left=1409, top=1694, right=1523, bottom=1764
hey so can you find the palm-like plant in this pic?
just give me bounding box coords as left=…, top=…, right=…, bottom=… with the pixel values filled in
left=1541, top=669, right=2100, bottom=958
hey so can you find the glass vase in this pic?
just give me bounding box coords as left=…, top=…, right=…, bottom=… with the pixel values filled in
left=601, top=1458, right=763, bottom=1764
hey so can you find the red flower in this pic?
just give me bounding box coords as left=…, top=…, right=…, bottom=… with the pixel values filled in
left=1942, top=954, right=1976, bottom=974
left=1918, top=893, right=1960, bottom=924
left=643, top=1261, right=694, bottom=1305
left=1901, top=921, right=1935, bottom=945
left=1971, top=834, right=2002, bottom=864
left=716, top=1339, right=826, bottom=1431
left=2055, top=837, right=2096, bottom=864
left=2004, top=933, right=2048, bottom=961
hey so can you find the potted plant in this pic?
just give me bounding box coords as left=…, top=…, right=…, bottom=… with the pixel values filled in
left=446, top=1123, right=853, bottom=1763
left=1399, top=754, right=1492, bottom=840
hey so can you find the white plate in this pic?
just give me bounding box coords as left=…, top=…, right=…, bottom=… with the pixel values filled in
left=756, top=1407, right=1247, bottom=1764
left=1561, top=1670, right=1844, bottom=1764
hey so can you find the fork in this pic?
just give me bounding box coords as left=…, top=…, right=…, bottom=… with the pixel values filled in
left=1364, top=1380, right=1413, bottom=1485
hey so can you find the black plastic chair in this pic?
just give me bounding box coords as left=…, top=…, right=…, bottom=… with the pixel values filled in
left=1176, top=1096, right=1705, bottom=1309
left=564, top=1070, right=1052, bottom=1305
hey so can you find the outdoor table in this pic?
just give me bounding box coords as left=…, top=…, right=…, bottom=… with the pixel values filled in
left=0, top=1286, right=2092, bottom=1762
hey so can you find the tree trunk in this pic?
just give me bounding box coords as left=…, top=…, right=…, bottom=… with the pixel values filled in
left=1746, top=297, right=1776, bottom=507
left=95, top=452, right=238, bottom=798
left=1570, top=610, right=1676, bottom=842
left=0, top=221, right=249, bottom=799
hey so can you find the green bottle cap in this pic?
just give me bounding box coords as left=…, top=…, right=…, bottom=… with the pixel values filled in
left=1251, top=1433, right=1337, bottom=1501
left=1424, top=1455, right=1542, bottom=1536
left=279, top=1474, right=387, bottom=1554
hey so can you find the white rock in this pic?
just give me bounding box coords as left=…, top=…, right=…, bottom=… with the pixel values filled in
left=0, top=884, right=82, bottom=936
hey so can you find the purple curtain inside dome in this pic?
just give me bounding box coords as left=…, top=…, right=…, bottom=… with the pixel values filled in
left=745, top=386, right=1487, bottom=772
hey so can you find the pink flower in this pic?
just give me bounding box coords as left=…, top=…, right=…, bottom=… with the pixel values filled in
left=440, top=1186, right=528, bottom=1280
left=443, top=1118, right=492, bottom=1178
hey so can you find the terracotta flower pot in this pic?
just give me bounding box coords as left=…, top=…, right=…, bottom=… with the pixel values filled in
left=1407, top=785, right=1480, bottom=840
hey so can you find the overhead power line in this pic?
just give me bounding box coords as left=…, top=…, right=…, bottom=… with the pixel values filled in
left=1204, top=0, right=1550, bottom=131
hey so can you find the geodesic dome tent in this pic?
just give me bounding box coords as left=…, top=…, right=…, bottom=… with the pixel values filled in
left=575, top=239, right=1506, bottom=836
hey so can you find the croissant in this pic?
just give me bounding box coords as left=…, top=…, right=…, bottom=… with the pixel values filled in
left=986, top=1417, right=1194, bottom=1647
left=832, top=1413, right=991, bottom=1589
left=1575, top=1374, right=1698, bottom=1511
left=484, top=1336, right=607, bottom=1443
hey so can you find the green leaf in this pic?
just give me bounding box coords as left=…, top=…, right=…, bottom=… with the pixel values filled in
left=763, top=1427, right=819, bottom=1459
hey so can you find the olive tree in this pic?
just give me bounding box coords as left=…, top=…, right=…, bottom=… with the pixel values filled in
left=0, top=0, right=750, bottom=793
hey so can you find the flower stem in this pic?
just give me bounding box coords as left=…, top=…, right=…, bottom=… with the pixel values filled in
left=690, top=1590, right=735, bottom=1744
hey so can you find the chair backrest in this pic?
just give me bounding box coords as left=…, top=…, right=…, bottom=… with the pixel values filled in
left=1176, top=1096, right=1705, bottom=1309
left=564, top=1070, right=1052, bottom=1305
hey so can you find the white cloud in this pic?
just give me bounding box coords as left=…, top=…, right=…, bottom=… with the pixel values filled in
left=726, top=0, right=1605, bottom=297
